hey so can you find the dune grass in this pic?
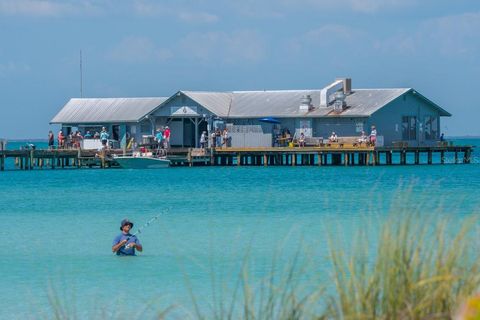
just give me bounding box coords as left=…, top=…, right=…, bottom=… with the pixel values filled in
left=190, top=213, right=480, bottom=320
left=41, top=212, right=480, bottom=320
left=323, top=214, right=480, bottom=319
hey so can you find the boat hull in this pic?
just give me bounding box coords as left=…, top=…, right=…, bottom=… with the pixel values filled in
left=114, top=157, right=170, bottom=169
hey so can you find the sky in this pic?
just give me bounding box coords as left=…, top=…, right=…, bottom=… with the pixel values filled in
left=0, top=0, right=479, bottom=139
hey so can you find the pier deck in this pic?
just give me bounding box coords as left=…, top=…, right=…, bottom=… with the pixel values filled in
left=0, top=145, right=474, bottom=171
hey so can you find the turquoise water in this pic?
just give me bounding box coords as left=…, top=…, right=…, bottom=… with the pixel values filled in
left=0, top=139, right=479, bottom=318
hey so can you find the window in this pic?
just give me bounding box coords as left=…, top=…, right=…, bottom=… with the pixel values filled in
left=402, top=116, right=417, bottom=140
left=140, top=120, right=151, bottom=134
left=424, top=116, right=438, bottom=140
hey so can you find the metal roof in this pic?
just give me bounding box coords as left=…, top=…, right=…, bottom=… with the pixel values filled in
left=181, top=91, right=233, bottom=117
left=179, top=88, right=451, bottom=118
left=51, top=88, right=451, bottom=125
left=50, top=97, right=168, bottom=124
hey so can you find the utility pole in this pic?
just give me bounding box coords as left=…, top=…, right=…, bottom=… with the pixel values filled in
left=80, top=50, right=83, bottom=98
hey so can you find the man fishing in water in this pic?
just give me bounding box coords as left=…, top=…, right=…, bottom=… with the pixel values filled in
left=112, top=219, right=143, bottom=256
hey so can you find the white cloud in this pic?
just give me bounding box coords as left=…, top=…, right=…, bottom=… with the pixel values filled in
left=348, top=0, right=413, bottom=13
left=0, top=0, right=101, bottom=17
left=178, top=30, right=266, bottom=63
left=131, top=0, right=166, bottom=17
left=106, top=36, right=173, bottom=63
left=375, top=11, right=480, bottom=57
left=422, top=11, right=480, bottom=56
left=286, top=24, right=371, bottom=57
left=279, top=0, right=416, bottom=13
left=178, top=11, right=218, bottom=23
left=225, top=0, right=284, bottom=19
left=132, top=1, right=218, bottom=23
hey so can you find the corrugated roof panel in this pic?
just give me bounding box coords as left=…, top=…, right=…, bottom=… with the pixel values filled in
left=50, top=97, right=168, bottom=124
left=230, top=90, right=322, bottom=117
left=50, top=88, right=449, bottom=124
left=308, top=88, right=411, bottom=117
left=181, top=89, right=411, bottom=118
left=181, top=91, right=233, bottom=117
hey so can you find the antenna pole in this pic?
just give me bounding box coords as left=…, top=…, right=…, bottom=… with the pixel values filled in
left=80, top=50, right=83, bottom=98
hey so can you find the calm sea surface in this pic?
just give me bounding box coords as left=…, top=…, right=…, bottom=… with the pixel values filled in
left=0, top=139, right=479, bottom=318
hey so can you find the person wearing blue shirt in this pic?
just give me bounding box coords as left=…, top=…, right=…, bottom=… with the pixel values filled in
left=112, top=219, right=143, bottom=256
left=100, top=127, right=109, bottom=147
left=155, top=128, right=164, bottom=149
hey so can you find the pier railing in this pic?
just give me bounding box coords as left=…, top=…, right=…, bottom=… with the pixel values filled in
left=0, top=145, right=474, bottom=171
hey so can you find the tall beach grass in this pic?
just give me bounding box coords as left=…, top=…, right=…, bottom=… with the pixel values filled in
left=190, top=214, right=480, bottom=319
left=41, top=213, right=480, bottom=319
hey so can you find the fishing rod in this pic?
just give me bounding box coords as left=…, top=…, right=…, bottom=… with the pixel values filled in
left=122, top=208, right=169, bottom=250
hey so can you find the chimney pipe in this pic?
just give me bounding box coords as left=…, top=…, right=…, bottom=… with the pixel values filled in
left=343, top=78, right=352, bottom=95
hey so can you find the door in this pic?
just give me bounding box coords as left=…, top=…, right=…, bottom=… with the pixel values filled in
left=169, top=119, right=183, bottom=147
left=183, top=119, right=195, bottom=147
left=112, top=125, right=120, bottom=141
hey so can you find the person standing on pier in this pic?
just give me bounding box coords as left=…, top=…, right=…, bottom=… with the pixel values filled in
left=211, top=131, right=217, bottom=148
left=163, top=126, right=171, bottom=149
left=112, top=219, right=143, bottom=256
left=57, top=130, right=65, bottom=149
left=48, top=131, right=54, bottom=150
left=155, top=128, right=164, bottom=151
left=200, top=131, right=207, bottom=149
left=369, top=125, right=377, bottom=146
left=215, top=128, right=221, bottom=147
left=100, top=127, right=109, bottom=148
left=222, top=128, right=229, bottom=148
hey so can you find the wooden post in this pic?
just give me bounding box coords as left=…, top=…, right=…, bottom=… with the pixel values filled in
left=263, top=154, right=267, bottom=166
left=237, top=154, right=241, bottom=166
left=440, top=151, right=445, bottom=164
left=427, top=150, right=432, bottom=165
left=344, top=153, right=348, bottom=166
left=372, top=152, right=377, bottom=166
left=0, top=153, right=4, bottom=171
left=291, top=153, right=296, bottom=166
left=464, top=150, right=471, bottom=164
left=101, top=150, right=106, bottom=168
left=77, top=149, right=81, bottom=168
left=366, top=153, right=370, bottom=166
left=187, top=148, right=193, bottom=167
left=454, top=151, right=458, bottom=164
left=415, top=151, right=419, bottom=165
left=318, top=153, right=323, bottom=166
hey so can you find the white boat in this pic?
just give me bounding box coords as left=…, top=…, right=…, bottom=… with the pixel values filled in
left=114, top=153, right=170, bottom=169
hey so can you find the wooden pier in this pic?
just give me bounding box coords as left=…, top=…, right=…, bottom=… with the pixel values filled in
left=0, top=144, right=474, bottom=171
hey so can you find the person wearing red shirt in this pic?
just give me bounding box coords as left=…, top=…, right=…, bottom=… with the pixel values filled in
left=163, top=126, right=171, bottom=149
left=58, top=130, right=65, bottom=149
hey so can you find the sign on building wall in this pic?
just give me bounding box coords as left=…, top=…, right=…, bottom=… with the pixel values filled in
left=170, top=106, right=198, bottom=116
left=296, top=119, right=312, bottom=137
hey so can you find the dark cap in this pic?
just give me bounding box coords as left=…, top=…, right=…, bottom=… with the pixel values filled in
left=120, top=219, right=134, bottom=230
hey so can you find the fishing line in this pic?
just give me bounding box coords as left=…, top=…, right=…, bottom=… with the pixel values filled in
left=119, top=208, right=170, bottom=251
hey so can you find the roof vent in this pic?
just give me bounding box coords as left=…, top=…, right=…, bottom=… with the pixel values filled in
left=333, top=91, right=346, bottom=112
left=343, top=78, right=352, bottom=95
left=320, top=79, right=344, bottom=107
left=299, top=94, right=313, bottom=111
